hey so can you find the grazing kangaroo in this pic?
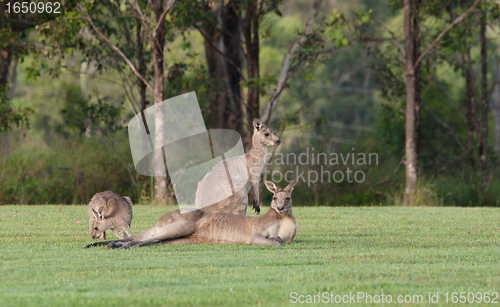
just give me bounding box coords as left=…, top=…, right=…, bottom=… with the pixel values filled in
left=195, top=118, right=281, bottom=215
left=87, top=179, right=297, bottom=248
left=85, top=119, right=279, bottom=248
left=88, top=191, right=133, bottom=239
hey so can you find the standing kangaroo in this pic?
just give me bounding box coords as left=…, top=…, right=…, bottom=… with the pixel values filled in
left=86, top=120, right=280, bottom=248
left=195, top=118, right=280, bottom=214
left=88, top=191, right=133, bottom=239
left=88, top=179, right=298, bottom=248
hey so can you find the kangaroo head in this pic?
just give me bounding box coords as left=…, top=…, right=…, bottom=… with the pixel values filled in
left=265, top=178, right=298, bottom=214
left=91, top=207, right=107, bottom=239
left=252, top=118, right=281, bottom=147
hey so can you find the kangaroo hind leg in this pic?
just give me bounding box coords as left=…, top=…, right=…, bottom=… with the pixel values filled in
left=109, top=220, right=198, bottom=248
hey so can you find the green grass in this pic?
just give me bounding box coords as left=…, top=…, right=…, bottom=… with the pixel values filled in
left=1, top=205, right=499, bottom=306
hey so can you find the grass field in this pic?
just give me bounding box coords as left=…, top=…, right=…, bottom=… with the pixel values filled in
left=0, top=205, right=499, bottom=306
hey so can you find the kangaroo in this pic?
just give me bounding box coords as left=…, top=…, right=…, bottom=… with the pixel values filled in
left=88, top=179, right=297, bottom=248
left=195, top=118, right=281, bottom=215
left=88, top=191, right=133, bottom=239
left=160, top=179, right=298, bottom=247
left=85, top=119, right=280, bottom=248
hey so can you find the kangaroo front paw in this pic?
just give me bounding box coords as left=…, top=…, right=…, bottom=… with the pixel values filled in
left=253, top=202, right=260, bottom=214
left=269, top=236, right=283, bottom=245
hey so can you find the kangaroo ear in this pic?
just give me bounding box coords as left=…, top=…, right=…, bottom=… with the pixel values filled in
left=91, top=209, right=99, bottom=220
left=123, top=196, right=132, bottom=206
left=264, top=180, right=279, bottom=193
left=97, top=207, right=105, bottom=220
left=283, top=178, right=299, bottom=194
left=253, top=118, right=263, bottom=131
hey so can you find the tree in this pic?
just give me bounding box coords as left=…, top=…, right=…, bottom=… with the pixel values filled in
left=493, top=64, right=500, bottom=156
left=401, top=0, right=479, bottom=205
left=193, top=0, right=326, bottom=147
left=478, top=5, right=489, bottom=190
left=78, top=0, right=176, bottom=201
left=0, top=0, right=78, bottom=130
left=402, top=0, right=418, bottom=205
left=198, top=2, right=244, bottom=134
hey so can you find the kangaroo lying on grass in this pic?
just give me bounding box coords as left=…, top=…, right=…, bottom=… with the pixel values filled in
left=86, top=179, right=297, bottom=248
left=85, top=119, right=279, bottom=247
left=88, top=191, right=133, bottom=239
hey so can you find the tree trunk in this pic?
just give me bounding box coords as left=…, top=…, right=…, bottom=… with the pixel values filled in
left=203, top=5, right=227, bottom=130
left=9, top=56, right=18, bottom=99
left=465, top=49, right=477, bottom=189
left=493, top=63, right=500, bottom=157
left=152, top=0, right=167, bottom=201
left=0, top=49, right=12, bottom=130
left=478, top=12, right=488, bottom=191
left=202, top=3, right=243, bottom=134
left=223, top=3, right=243, bottom=133
left=0, top=48, right=11, bottom=91
left=412, top=0, right=421, bottom=157
left=403, top=0, right=417, bottom=205
left=79, top=61, right=89, bottom=99
left=243, top=0, right=260, bottom=147
left=136, top=18, right=147, bottom=112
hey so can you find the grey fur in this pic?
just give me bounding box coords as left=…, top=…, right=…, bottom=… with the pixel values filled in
left=195, top=118, right=281, bottom=215
left=88, top=191, right=133, bottom=239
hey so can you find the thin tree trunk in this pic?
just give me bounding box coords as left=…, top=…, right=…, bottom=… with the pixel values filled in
left=478, top=12, right=488, bottom=191
left=223, top=3, right=243, bottom=133
left=136, top=18, right=152, bottom=200
left=80, top=61, right=89, bottom=99
left=493, top=63, right=500, bottom=156
left=260, top=0, right=322, bottom=125
left=403, top=0, right=418, bottom=205
left=465, top=49, right=477, bottom=189
left=9, top=56, right=18, bottom=99
left=0, top=48, right=12, bottom=130
left=243, top=0, right=260, bottom=147
left=203, top=4, right=227, bottom=130
left=152, top=0, right=167, bottom=201
left=0, top=48, right=11, bottom=91
left=412, top=0, right=421, bottom=157
left=202, top=3, right=243, bottom=134
left=136, top=19, right=147, bottom=112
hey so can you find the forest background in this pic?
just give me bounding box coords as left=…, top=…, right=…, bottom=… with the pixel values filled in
left=1, top=0, right=499, bottom=207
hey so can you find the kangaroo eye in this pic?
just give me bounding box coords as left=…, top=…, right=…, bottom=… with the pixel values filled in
left=95, top=227, right=98, bottom=230
left=273, top=197, right=277, bottom=200
left=264, top=133, right=269, bottom=137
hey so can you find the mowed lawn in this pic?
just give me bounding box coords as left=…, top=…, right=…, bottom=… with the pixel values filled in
left=0, top=205, right=499, bottom=306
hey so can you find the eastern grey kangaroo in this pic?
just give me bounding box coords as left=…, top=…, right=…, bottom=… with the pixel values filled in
left=195, top=118, right=281, bottom=214
left=88, top=191, right=133, bottom=239
left=159, top=179, right=298, bottom=247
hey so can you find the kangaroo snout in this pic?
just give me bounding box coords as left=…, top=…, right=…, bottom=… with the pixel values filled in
left=275, top=139, right=281, bottom=145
